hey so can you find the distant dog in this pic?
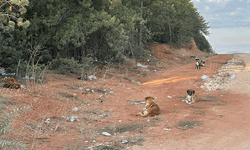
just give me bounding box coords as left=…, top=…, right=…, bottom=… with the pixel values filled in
left=3, top=77, right=22, bottom=89
left=195, top=58, right=200, bottom=70
left=136, top=96, right=160, bottom=117
left=182, top=89, right=197, bottom=104
left=199, top=60, right=205, bottom=67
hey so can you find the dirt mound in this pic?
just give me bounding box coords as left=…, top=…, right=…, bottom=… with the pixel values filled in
left=148, top=40, right=213, bottom=68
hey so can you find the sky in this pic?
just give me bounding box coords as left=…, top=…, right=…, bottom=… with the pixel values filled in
left=191, top=0, right=250, bottom=54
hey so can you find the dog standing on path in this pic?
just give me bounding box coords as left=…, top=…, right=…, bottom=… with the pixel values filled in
left=195, top=58, right=200, bottom=70
left=182, top=89, right=197, bottom=104
left=136, top=96, right=160, bottom=117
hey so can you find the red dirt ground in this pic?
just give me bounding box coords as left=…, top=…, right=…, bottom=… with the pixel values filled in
left=1, top=43, right=250, bottom=150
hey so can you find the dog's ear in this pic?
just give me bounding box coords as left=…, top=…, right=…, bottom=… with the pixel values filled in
left=192, top=90, right=195, bottom=94
left=187, top=90, right=189, bottom=93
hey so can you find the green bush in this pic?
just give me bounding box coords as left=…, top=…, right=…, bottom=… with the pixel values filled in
left=51, top=57, right=83, bottom=74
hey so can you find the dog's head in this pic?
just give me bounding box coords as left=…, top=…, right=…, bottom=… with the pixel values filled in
left=201, top=60, right=205, bottom=64
left=187, top=89, right=195, bottom=96
left=145, top=96, right=154, bottom=101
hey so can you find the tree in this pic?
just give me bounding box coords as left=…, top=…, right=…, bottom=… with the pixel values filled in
left=0, top=0, right=30, bottom=31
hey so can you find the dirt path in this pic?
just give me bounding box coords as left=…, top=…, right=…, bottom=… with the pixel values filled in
left=132, top=54, right=250, bottom=150
left=1, top=53, right=250, bottom=150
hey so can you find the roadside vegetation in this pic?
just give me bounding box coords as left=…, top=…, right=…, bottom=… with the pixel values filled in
left=1, top=0, right=213, bottom=75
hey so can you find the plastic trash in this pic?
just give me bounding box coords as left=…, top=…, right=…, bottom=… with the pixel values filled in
left=167, top=96, right=172, bottom=98
left=88, top=75, right=97, bottom=80
left=122, top=140, right=129, bottom=144
left=230, top=74, right=236, bottom=79
left=137, top=63, right=148, bottom=68
left=45, top=118, right=50, bottom=124
left=72, top=107, right=78, bottom=112
left=201, top=75, right=208, bottom=80
left=102, top=132, right=111, bottom=136
left=142, top=107, right=146, bottom=110
left=70, top=116, right=78, bottom=122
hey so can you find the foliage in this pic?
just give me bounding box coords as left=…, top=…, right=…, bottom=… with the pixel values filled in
left=0, top=0, right=30, bottom=31
left=51, top=57, right=83, bottom=74
left=0, top=95, right=31, bottom=149
left=0, top=0, right=214, bottom=74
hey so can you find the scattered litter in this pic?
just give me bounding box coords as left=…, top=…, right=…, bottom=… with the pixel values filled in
left=100, top=95, right=103, bottom=97
left=167, top=96, right=172, bottom=98
left=142, top=107, right=146, bottom=110
left=122, top=140, right=129, bottom=144
left=110, top=88, right=113, bottom=90
left=109, top=91, right=114, bottom=94
left=118, top=120, right=122, bottom=123
left=201, top=75, right=208, bottom=80
left=230, top=74, right=236, bottom=79
left=45, top=118, right=50, bottom=124
left=0, top=68, right=15, bottom=76
left=137, top=63, right=148, bottom=68
left=91, top=90, right=94, bottom=93
left=79, top=87, right=83, bottom=90
left=92, top=140, right=96, bottom=143
left=163, top=128, right=171, bottom=131
left=70, top=116, right=78, bottom=122
left=86, top=87, right=90, bottom=91
left=88, top=75, right=97, bottom=80
left=72, top=107, right=78, bottom=112
left=141, top=101, right=145, bottom=104
left=102, top=132, right=111, bottom=136
left=220, top=95, right=223, bottom=96
left=54, top=124, right=59, bottom=131
left=127, top=88, right=131, bottom=89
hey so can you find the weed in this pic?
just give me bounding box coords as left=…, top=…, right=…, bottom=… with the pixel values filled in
left=99, top=123, right=144, bottom=135
left=175, top=121, right=203, bottom=130
left=188, top=105, right=208, bottom=109
left=193, top=110, right=206, bottom=116
left=95, top=145, right=115, bottom=150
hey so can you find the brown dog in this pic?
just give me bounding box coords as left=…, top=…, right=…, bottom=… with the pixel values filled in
left=182, top=89, right=197, bottom=104
left=136, top=97, right=160, bottom=117
left=3, top=77, right=22, bottom=89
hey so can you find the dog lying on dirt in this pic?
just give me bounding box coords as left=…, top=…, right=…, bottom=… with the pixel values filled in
left=3, top=77, right=22, bottom=89
left=182, top=89, right=197, bottom=104
left=199, top=60, right=205, bottom=67
left=136, top=96, right=160, bottom=117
